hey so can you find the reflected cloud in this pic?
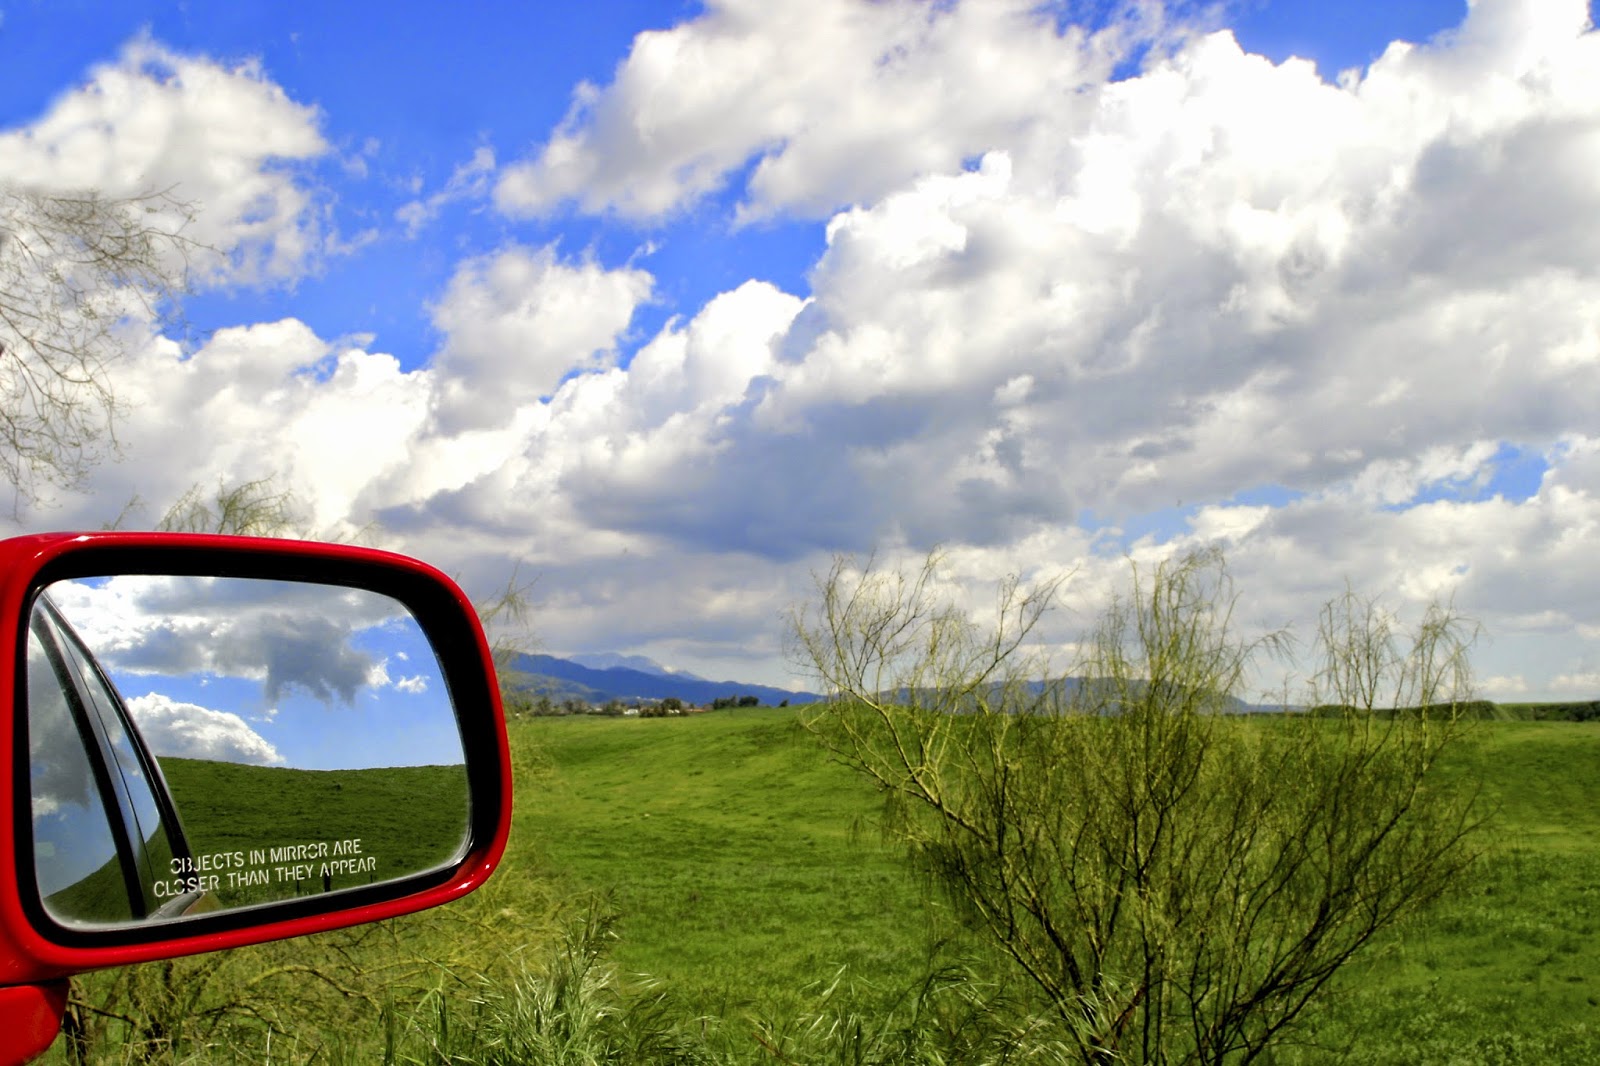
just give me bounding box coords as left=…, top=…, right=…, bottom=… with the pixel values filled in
left=127, top=693, right=286, bottom=766
left=49, top=578, right=401, bottom=703
left=43, top=575, right=462, bottom=771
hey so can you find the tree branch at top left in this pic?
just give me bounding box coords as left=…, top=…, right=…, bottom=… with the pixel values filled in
left=0, top=184, right=203, bottom=510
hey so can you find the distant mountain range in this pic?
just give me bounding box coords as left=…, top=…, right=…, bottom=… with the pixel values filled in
left=502, top=652, right=821, bottom=708
left=566, top=652, right=700, bottom=679
left=500, top=653, right=1292, bottom=715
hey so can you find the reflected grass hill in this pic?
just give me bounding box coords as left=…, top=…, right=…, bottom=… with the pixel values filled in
left=158, top=758, right=468, bottom=906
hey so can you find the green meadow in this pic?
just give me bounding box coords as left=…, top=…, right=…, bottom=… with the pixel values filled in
left=508, top=710, right=961, bottom=1021
left=509, top=710, right=1600, bottom=1061
left=46, top=709, right=1600, bottom=1063
left=1271, top=719, right=1600, bottom=1062
left=158, top=758, right=470, bottom=904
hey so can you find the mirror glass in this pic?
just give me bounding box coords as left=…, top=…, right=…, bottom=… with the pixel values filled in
left=25, top=575, right=469, bottom=928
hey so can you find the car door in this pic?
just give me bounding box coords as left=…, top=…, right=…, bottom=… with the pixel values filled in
left=24, top=596, right=198, bottom=926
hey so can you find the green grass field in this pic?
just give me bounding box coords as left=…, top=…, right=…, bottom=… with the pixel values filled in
left=508, top=710, right=960, bottom=1022
left=512, top=710, right=1600, bottom=1062
left=159, top=758, right=470, bottom=906
left=43, top=709, right=1600, bottom=1063
left=1271, top=720, right=1600, bottom=1062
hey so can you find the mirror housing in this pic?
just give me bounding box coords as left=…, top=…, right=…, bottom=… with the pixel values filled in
left=0, top=533, right=510, bottom=998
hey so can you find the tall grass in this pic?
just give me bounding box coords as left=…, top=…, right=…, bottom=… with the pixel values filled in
left=370, top=904, right=707, bottom=1066
left=371, top=909, right=1074, bottom=1065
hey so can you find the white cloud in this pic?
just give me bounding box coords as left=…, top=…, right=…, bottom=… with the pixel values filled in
left=127, top=692, right=285, bottom=766
left=427, top=244, right=654, bottom=432
left=396, top=145, right=496, bottom=237
left=494, top=0, right=1125, bottom=221
left=1479, top=674, right=1532, bottom=700
left=87, top=319, right=434, bottom=535
left=563, top=0, right=1600, bottom=548
left=0, top=37, right=328, bottom=284
left=9, top=3, right=1600, bottom=701
left=48, top=576, right=405, bottom=704
left=1550, top=672, right=1600, bottom=696
left=479, top=0, right=1600, bottom=695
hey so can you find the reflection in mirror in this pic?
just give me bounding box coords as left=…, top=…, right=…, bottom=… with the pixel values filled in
left=25, top=576, right=469, bottom=929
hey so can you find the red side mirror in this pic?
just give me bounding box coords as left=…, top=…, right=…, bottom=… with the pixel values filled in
left=0, top=533, right=512, bottom=1064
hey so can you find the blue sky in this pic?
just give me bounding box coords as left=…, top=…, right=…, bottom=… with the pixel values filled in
left=2, top=0, right=1599, bottom=703
left=47, top=576, right=461, bottom=771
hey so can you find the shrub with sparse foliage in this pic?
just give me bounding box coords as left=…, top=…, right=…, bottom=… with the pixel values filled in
left=792, top=547, right=1485, bottom=1064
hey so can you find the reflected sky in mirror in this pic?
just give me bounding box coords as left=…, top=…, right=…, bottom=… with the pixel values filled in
left=45, top=577, right=464, bottom=772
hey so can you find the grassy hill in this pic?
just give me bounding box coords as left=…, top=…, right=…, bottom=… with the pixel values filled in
left=508, top=710, right=945, bottom=1020
left=512, top=708, right=1600, bottom=1061
left=158, top=758, right=469, bottom=907
left=44, top=707, right=1600, bottom=1063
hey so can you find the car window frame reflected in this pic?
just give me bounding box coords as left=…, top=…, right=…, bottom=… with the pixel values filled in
left=25, top=596, right=202, bottom=926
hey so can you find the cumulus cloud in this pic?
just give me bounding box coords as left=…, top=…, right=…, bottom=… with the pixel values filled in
left=1550, top=671, right=1600, bottom=696
left=127, top=692, right=286, bottom=765
left=242, top=615, right=380, bottom=705
left=588, top=3, right=1593, bottom=542
left=494, top=0, right=1126, bottom=221
left=427, top=244, right=654, bottom=431
left=0, top=36, right=328, bottom=283
left=464, top=0, right=1600, bottom=696
left=49, top=578, right=405, bottom=705
left=11, top=2, right=1600, bottom=701
left=82, top=319, right=432, bottom=535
